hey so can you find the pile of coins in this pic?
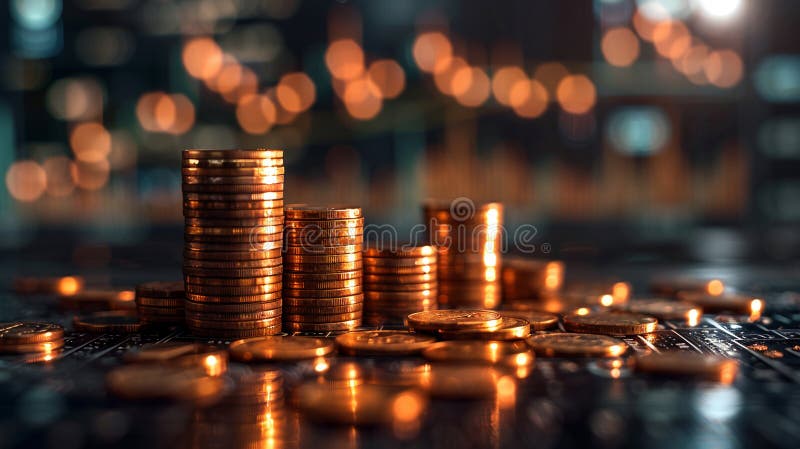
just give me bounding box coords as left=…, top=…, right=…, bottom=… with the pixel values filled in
left=363, top=245, right=438, bottom=325
left=135, top=281, right=185, bottom=326
left=423, top=201, right=503, bottom=308
left=282, top=206, right=364, bottom=333
left=182, top=149, right=284, bottom=338
left=0, top=322, right=64, bottom=361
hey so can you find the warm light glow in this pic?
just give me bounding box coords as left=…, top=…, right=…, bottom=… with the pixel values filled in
left=687, top=308, right=700, bottom=326
left=393, top=392, right=424, bottom=422
left=704, top=50, right=744, bottom=88
left=367, top=59, right=406, bottom=99
left=203, top=355, right=223, bottom=377
left=556, top=75, right=597, bottom=114
left=613, top=282, right=630, bottom=302
left=496, top=376, right=516, bottom=408
left=697, top=0, right=743, bottom=19
left=221, top=66, right=258, bottom=104
left=576, top=307, right=590, bottom=316
left=6, top=160, right=47, bottom=202
left=510, top=79, right=549, bottom=118
left=601, top=27, right=640, bottom=67
left=236, top=94, right=276, bottom=135
left=453, top=66, right=491, bottom=107
left=413, top=32, right=453, bottom=73
left=313, top=357, right=330, bottom=373
left=707, top=279, right=725, bottom=296
left=325, top=39, right=365, bottom=81
left=677, top=44, right=710, bottom=76
left=600, top=294, right=614, bottom=307
left=42, top=156, right=75, bottom=198
left=182, top=37, right=223, bottom=80
left=167, top=94, right=195, bottom=135
left=154, top=95, right=177, bottom=131
left=749, top=299, right=763, bottom=321
left=136, top=92, right=161, bottom=132
left=343, top=77, right=382, bottom=120
left=276, top=72, right=317, bottom=113
left=70, top=122, right=111, bottom=163
left=632, top=10, right=661, bottom=42
left=57, top=276, right=82, bottom=296
left=71, top=159, right=110, bottom=191
left=653, top=21, right=691, bottom=59
left=492, top=66, right=527, bottom=106
left=434, top=57, right=468, bottom=95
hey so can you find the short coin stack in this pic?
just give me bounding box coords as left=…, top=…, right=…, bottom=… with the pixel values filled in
left=182, top=149, right=284, bottom=338
left=135, top=281, right=185, bottom=326
left=0, top=322, right=64, bottom=359
left=363, top=245, right=438, bottom=325
left=282, top=206, right=363, bottom=333
left=423, top=201, right=503, bottom=309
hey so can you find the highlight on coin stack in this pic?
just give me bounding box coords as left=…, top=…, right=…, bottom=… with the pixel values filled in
left=181, top=149, right=284, bottom=338
left=422, top=199, right=503, bottom=309
left=282, top=206, right=364, bottom=333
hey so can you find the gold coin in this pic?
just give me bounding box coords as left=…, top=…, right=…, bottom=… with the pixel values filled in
left=186, top=308, right=282, bottom=322
left=181, top=166, right=285, bottom=177
left=183, top=157, right=283, bottom=168
left=184, top=191, right=283, bottom=202
left=283, top=286, right=362, bottom=298
left=526, top=333, right=628, bottom=357
left=185, top=282, right=282, bottom=296
left=421, top=365, right=502, bottom=399
left=285, top=226, right=364, bottom=238
left=182, top=267, right=283, bottom=278
left=335, top=330, right=435, bottom=356
left=282, top=294, right=363, bottom=307
left=283, top=303, right=363, bottom=315
left=186, top=292, right=282, bottom=303
left=634, top=352, right=739, bottom=382
left=285, top=237, right=365, bottom=249
left=73, top=311, right=140, bottom=333
left=363, top=256, right=436, bottom=268
left=229, top=336, right=335, bottom=361
left=13, top=276, right=85, bottom=295
left=295, top=383, right=425, bottom=425
left=136, top=296, right=184, bottom=308
left=189, top=325, right=282, bottom=338
left=184, top=234, right=281, bottom=244
left=283, top=244, right=362, bottom=255
left=438, top=317, right=531, bottom=340
left=106, top=364, right=225, bottom=401
left=625, top=299, right=703, bottom=320
left=498, top=311, right=559, bottom=331
left=283, top=312, right=361, bottom=323
left=185, top=300, right=280, bottom=314
left=676, top=291, right=760, bottom=314
left=363, top=282, right=436, bottom=292
left=283, top=218, right=363, bottom=229
left=363, top=244, right=436, bottom=258
left=0, top=340, right=65, bottom=354
left=183, top=209, right=285, bottom=219
left=563, top=312, right=658, bottom=335
left=183, top=174, right=285, bottom=185
left=283, top=319, right=360, bottom=332
left=283, top=271, right=361, bottom=282
left=135, top=281, right=184, bottom=299
left=406, top=309, right=502, bottom=332
left=363, top=273, right=436, bottom=284
left=183, top=258, right=282, bottom=270
left=182, top=149, right=283, bottom=159
left=0, top=322, right=65, bottom=344
left=182, top=183, right=283, bottom=194
left=283, top=252, right=362, bottom=264
left=422, top=340, right=533, bottom=367
left=282, top=260, right=363, bottom=273
left=185, top=317, right=282, bottom=330
left=284, top=205, right=361, bottom=220
left=183, top=274, right=282, bottom=286
left=184, top=241, right=282, bottom=253
left=283, top=279, right=362, bottom=290
left=124, top=343, right=228, bottom=376
left=363, top=265, right=437, bottom=275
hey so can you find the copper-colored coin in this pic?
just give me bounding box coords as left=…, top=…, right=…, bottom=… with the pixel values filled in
left=0, top=322, right=65, bottom=345
left=136, top=296, right=184, bottom=308
left=650, top=277, right=723, bottom=297
left=285, top=226, right=364, bottom=238
left=283, top=252, right=361, bottom=264
left=183, top=157, right=283, bottom=168
left=13, top=275, right=85, bottom=295
left=421, top=365, right=501, bottom=399
left=438, top=317, right=531, bottom=340
left=184, top=218, right=285, bottom=229
left=182, top=149, right=283, bottom=159
left=498, top=311, right=559, bottom=331
left=363, top=245, right=436, bottom=258
left=283, top=303, right=363, bottom=315
left=365, top=290, right=436, bottom=302
left=634, top=351, right=739, bottom=382
left=124, top=343, right=228, bottom=374
left=363, top=282, right=436, bottom=292
left=282, top=294, right=363, bottom=307
left=406, top=309, right=502, bottom=332
left=184, top=191, right=283, bottom=202
left=335, top=330, right=435, bottom=356
left=183, top=174, right=285, bottom=185
left=106, top=364, right=225, bottom=401
left=563, top=312, right=658, bottom=335
left=184, top=274, right=282, bottom=286
left=58, top=288, right=137, bottom=311
left=364, top=265, right=437, bottom=275
left=182, top=183, right=283, bottom=194
left=284, top=205, right=361, bottom=220
left=184, top=257, right=282, bottom=270
left=282, top=260, right=363, bottom=273
left=184, top=241, right=282, bottom=253
left=295, top=383, right=425, bottom=425
left=183, top=200, right=284, bottom=211
left=283, top=218, right=363, bottom=229
left=526, top=333, right=628, bottom=357
left=182, top=166, right=285, bottom=177
left=185, top=282, right=282, bottom=296
left=184, top=209, right=285, bottom=219
left=189, top=325, right=282, bottom=338
left=184, top=234, right=281, bottom=244
left=422, top=340, right=533, bottom=367
left=676, top=291, right=761, bottom=314
left=186, top=308, right=282, bottom=322
left=186, top=316, right=282, bottom=330
left=283, top=286, right=362, bottom=298
left=283, top=279, right=362, bottom=290
left=283, top=244, right=362, bottom=256
left=283, top=320, right=360, bottom=332
left=229, top=336, right=336, bottom=361
left=285, top=236, right=364, bottom=247
left=135, top=281, right=184, bottom=299
left=184, top=225, right=282, bottom=236
left=283, top=312, right=361, bottom=323
left=185, top=300, right=281, bottom=314
left=363, top=256, right=437, bottom=268
left=363, top=273, right=437, bottom=284
left=186, top=292, right=282, bottom=303
left=283, top=271, right=361, bottom=282
left=0, top=340, right=65, bottom=354
left=73, top=311, right=140, bottom=333
left=182, top=267, right=284, bottom=278
left=625, top=299, right=703, bottom=320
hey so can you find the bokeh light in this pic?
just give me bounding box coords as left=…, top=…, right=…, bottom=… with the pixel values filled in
left=43, top=156, right=75, bottom=197
left=607, top=106, right=671, bottom=155
left=46, top=77, right=104, bottom=121
left=434, top=57, right=468, bottom=96
left=601, top=27, right=640, bottom=67
left=236, top=94, right=276, bottom=135
left=367, top=59, right=406, bottom=99
left=413, top=32, right=453, bottom=73
left=556, top=75, right=597, bottom=114
left=325, top=39, right=365, bottom=81
left=276, top=72, right=317, bottom=113
left=491, top=66, right=527, bottom=106
left=343, top=77, right=382, bottom=120
left=71, top=159, right=110, bottom=191
left=182, top=37, right=223, bottom=80
left=6, top=160, right=47, bottom=202
left=453, top=67, right=491, bottom=107
left=510, top=79, right=549, bottom=118
left=704, top=49, right=744, bottom=88
left=70, top=122, right=111, bottom=163
left=653, top=21, right=691, bottom=59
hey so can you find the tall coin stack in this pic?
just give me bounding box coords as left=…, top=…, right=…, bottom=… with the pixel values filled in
left=182, top=149, right=284, bottom=338
left=363, top=245, right=438, bottom=325
left=423, top=200, right=503, bottom=309
left=282, top=206, right=363, bottom=333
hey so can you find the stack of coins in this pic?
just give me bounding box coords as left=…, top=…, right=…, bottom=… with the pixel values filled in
left=362, top=245, right=438, bottom=325
left=501, top=257, right=565, bottom=307
left=282, top=206, right=363, bottom=333
left=423, top=200, right=503, bottom=309
left=182, top=149, right=284, bottom=338
left=0, top=322, right=65, bottom=358
left=135, top=281, right=185, bottom=326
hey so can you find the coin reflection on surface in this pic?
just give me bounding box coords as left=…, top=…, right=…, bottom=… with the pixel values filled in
left=124, top=343, right=228, bottom=377
left=634, top=352, right=739, bottom=384
left=527, top=333, right=628, bottom=358
left=421, top=340, right=534, bottom=369
left=295, top=382, right=426, bottom=426
left=420, top=364, right=501, bottom=399
left=106, top=364, right=225, bottom=402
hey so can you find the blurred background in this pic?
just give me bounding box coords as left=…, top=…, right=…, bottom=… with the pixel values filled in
left=1, top=0, right=799, bottom=264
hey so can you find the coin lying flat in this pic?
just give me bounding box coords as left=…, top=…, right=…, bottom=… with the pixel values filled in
left=0, top=322, right=64, bottom=344
left=335, top=330, right=436, bottom=356
left=406, top=310, right=502, bottom=332
left=106, top=364, right=226, bottom=401
left=676, top=292, right=761, bottom=314
left=285, top=205, right=362, bottom=220
left=526, top=333, right=628, bottom=357
left=363, top=245, right=436, bottom=258
left=0, top=340, right=65, bottom=354
left=124, top=343, right=228, bottom=376
left=625, top=299, right=702, bottom=321
left=229, top=336, right=336, bottom=361
left=182, top=149, right=283, bottom=160
left=499, top=311, right=559, bottom=331
left=421, top=340, right=533, bottom=367
left=73, top=311, right=141, bottom=333
left=563, top=312, right=658, bottom=335
left=634, top=351, right=739, bottom=383
left=437, top=316, right=531, bottom=340
left=295, top=383, right=426, bottom=425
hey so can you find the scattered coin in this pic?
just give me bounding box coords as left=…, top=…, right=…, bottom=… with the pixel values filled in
left=0, top=322, right=64, bottom=344
left=406, top=310, right=502, bottom=332
left=437, top=316, right=531, bottom=340
left=73, top=311, right=141, bottom=333
left=335, top=330, right=436, bottom=356
left=229, top=336, right=336, bottom=361
left=124, top=343, right=228, bottom=376
left=526, top=333, right=628, bottom=357
left=422, top=340, right=534, bottom=367
left=624, top=299, right=703, bottom=321
left=499, top=310, right=559, bottom=331
left=563, top=312, right=658, bottom=335
left=676, top=291, right=762, bottom=314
